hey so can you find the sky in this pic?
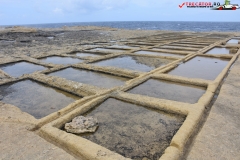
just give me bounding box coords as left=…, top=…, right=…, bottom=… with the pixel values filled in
left=0, top=0, right=240, bottom=25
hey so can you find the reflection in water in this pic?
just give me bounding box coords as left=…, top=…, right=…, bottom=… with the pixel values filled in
left=0, top=80, right=80, bottom=119
left=0, top=62, right=46, bottom=77
left=135, top=50, right=185, bottom=58
left=109, top=45, right=139, bottom=49
left=90, top=48, right=126, bottom=53
left=48, top=68, right=129, bottom=88
left=78, top=98, right=185, bottom=160
left=92, top=56, right=173, bottom=72
left=40, top=56, right=83, bottom=65
left=75, top=52, right=102, bottom=57
left=227, top=39, right=239, bottom=44
left=128, top=79, right=206, bottom=104
left=159, top=45, right=199, bottom=50
left=206, top=47, right=231, bottom=54
left=168, top=56, right=229, bottom=80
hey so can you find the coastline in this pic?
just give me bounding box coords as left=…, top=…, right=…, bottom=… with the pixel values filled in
left=0, top=26, right=240, bottom=160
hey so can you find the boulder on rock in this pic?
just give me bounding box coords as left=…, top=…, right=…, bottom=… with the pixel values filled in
left=65, top=116, right=98, bottom=134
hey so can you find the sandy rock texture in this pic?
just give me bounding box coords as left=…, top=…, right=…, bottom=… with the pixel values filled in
left=0, top=103, right=78, bottom=160
left=186, top=57, right=240, bottom=160
left=65, top=116, right=98, bottom=134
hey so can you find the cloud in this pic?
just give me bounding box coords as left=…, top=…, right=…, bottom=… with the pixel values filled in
left=33, top=0, right=173, bottom=15
left=53, top=7, right=63, bottom=14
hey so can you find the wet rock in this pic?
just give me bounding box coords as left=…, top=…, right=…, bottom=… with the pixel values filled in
left=65, top=116, right=98, bottom=134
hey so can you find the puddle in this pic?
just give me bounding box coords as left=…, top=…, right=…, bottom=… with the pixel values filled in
left=48, top=68, right=129, bottom=88
left=127, top=43, right=155, bottom=46
left=0, top=61, right=46, bottom=77
left=47, top=37, right=54, bottom=39
left=76, top=98, right=185, bottom=160
left=227, top=39, right=239, bottom=44
left=108, top=45, right=139, bottom=49
left=56, top=32, right=64, bottom=36
left=151, top=48, right=194, bottom=53
left=74, top=52, right=102, bottom=58
left=128, top=79, right=205, bottom=104
left=159, top=45, right=199, bottom=51
left=40, top=56, right=83, bottom=65
left=0, top=39, right=15, bottom=43
left=91, top=56, right=173, bottom=72
left=178, top=42, right=210, bottom=45
left=170, top=43, right=204, bottom=48
left=82, top=45, right=99, bottom=48
left=0, top=80, right=80, bottom=119
left=168, top=56, right=229, bottom=80
left=206, top=47, right=231, bottom=54
left=134, top=50, right=185, bottom=58
left=89, top=48, right=127, bottom=53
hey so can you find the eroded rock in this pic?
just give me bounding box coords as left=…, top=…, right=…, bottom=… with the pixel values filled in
left=229, top=48, right=238, bottom=54
left=65, top=116, right=98, bottom=134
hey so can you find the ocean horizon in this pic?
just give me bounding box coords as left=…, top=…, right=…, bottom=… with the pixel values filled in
left=1, top=21, right=240, bottom=32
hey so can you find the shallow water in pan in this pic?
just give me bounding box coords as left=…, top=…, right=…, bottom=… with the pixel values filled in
left=128, top=79, right=206, bottom=104
left=90, top=48, right=127, bottom=53
left=0, top=80, right=80, bottom=119
left=168, top=56, right=229, bottom=80
left=134, top=50, right=185, bottom=58
left=78, top=98, right=185, bottom=160
left=48, top=67, right=129, bottom=88
left=0, top=61, right=46, bottom=77
left=40, top=56, right=83, bottom=65
left=205, top=47, right=231, bottom=54
left=91, top=55, right=173, bottom=72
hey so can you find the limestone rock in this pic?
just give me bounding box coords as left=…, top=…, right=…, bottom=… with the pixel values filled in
left=229, top=48, right=238, bottom=54
left=65, top=116, right=98, bottom=134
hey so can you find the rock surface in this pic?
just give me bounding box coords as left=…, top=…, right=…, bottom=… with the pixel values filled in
left=186, top=57, right=240, bottom=160
left=230, top=48, right=238, bottom=54
left=65, top=116, right=98, bottom=134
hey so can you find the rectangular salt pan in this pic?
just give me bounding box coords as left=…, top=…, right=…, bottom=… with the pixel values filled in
left=0, top=80, right=80, bottom=119
left=76, top=98, right=185, bottom=160
left=0, top=61, right=46, bottom=77
left=48, top=68, right=129, bottom=88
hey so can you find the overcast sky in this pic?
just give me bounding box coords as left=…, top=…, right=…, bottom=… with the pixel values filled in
left=0, top=0, right=240, bottom=25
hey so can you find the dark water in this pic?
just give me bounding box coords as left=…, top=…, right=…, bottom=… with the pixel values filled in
left=2, top=21, right=240, bottom=32
left=48, top=67, right=129, bottom=88
left=80, top=98, right=185, bottom=160
left=128, top=79, right=206, bottom=104
left=91, top=55, right=173, bottom=72
left=206, top=47, right=231, bottom=54
left=39, top=56, right=83, bottom=65
left=134, top=50, right=185, bottom=58
left=168, top=56, right=229, bottom=80
left=0, top=61, right=46, bottom=77
left=0, top=80, right=80, bottom=119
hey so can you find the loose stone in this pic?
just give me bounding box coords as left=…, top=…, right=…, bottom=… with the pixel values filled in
left=65, top=116, right=98, bottom=134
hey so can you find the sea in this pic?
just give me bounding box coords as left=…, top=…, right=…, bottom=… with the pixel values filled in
left=1, top=21, right=240, bottom=32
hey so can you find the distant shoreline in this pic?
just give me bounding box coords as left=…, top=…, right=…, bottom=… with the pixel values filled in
left=1, top=21, right=240, bottom=32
